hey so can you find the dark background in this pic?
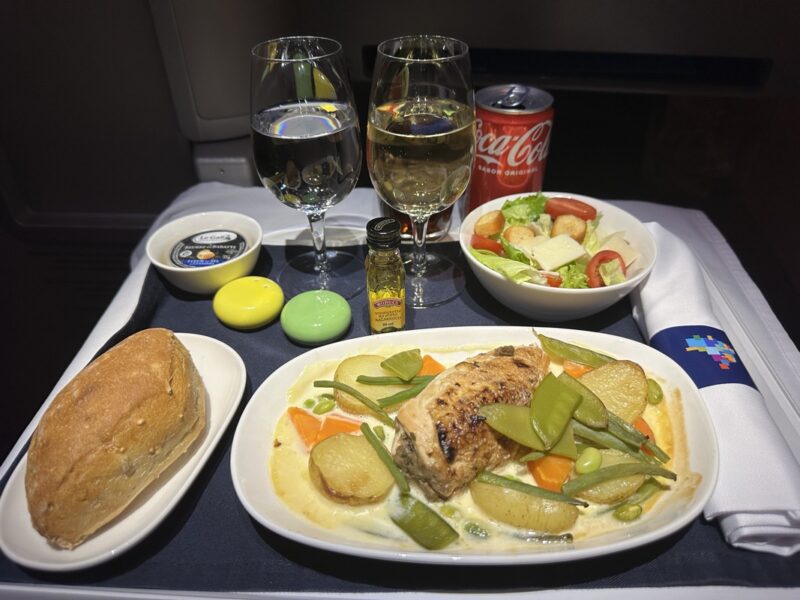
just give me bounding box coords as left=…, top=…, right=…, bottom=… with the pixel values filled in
left=1, top=0, right=798, bottom=461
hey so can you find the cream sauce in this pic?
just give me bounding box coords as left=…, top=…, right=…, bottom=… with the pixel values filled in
left=269, top=346, right=700, bottom=552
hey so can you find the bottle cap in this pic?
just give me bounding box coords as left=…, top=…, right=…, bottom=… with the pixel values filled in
left=367, top=217, right=401, bottom=249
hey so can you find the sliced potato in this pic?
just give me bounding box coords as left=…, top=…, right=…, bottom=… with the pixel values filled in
left=551, top=214, right=587, bottom=243
left=474, top=210, right=505, bottom=237
left=469, top=480, right=579, bottom=533
left=334, top=354, right=411, bottom=414
left=309, top=433, right=394, bottom=505
left=578, top=360, right=647, bottom=423
left=574, top=450, right=645, bottom=504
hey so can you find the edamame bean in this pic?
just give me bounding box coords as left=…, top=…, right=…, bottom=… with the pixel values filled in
left=575, top=447, right=602, bottom=474
left=312, top=396, right=335, bottom=414
left=464, top=522, right=489, bottom=539
left=647, top=378, right=664, bottom=404
left=303, top=398, right=315, bottom=409
left=373, top=425, right=386, bottom=441
left=613, top=504, right=643, bottom=522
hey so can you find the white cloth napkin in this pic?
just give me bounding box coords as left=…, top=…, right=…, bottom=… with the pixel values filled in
left=631, top=223, right=800, bottom=556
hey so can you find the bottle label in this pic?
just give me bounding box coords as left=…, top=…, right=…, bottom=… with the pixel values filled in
left=369, top=295, right=405, bottom=333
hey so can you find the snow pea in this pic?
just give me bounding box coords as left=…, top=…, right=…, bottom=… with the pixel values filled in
left=557, top=372, right=608, bottom=428
left=479, top=404, right=578, bottom=458
left=562, top=463, right=676, bottom=497
left=530, top=374, right=582, bottom=450
left=389, top=494, right=459, bottom=550
left=381, top=349, right=423, bottom=382
left=538, top=334, right=615, bottom=368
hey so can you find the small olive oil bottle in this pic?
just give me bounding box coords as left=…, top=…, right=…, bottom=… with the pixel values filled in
left=366, top=217, right=406, bottom=334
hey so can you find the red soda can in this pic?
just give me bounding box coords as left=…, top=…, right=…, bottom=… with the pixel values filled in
left=469, top=84, right=554, bottom=212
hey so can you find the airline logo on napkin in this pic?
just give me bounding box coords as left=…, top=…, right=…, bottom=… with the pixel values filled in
left=650, top=325, right=756, bottom=389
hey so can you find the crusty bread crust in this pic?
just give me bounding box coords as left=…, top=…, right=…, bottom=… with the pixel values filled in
left=25, top=328, right=207, bottom=549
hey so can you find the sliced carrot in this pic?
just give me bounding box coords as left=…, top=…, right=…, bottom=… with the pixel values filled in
left=527, top=455, right=575, bottom=492
left=562, top=359, right=593, bottom=379
left=315, top=414, right=361, bottom=445
left=633, top=416, right=654, bottom=440
left=418, top=354, right=446, bottom=376
left=633, top=416, right=655, bottom=455
left=287, top=407, right=321, bottom=449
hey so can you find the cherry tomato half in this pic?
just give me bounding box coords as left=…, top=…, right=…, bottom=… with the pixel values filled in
left=585, top=250, right=626, bottom=288
left=545, top=197, right=598, bottom=221
left=471, top=234, right=503, bottom=255
left=544, top=273, right=562, bottom=288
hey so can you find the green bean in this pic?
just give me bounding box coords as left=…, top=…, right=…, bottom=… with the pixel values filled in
left=571, top=420, right=637, bottom=456
left=476, top=471, right=588, bottom=507
left=623, top=477, right=669, bottom=506
left=562, top=463, right=676, bottom=497
left=575, top=447, right=602, bottom=474
left=381, top=349, right=423, bottom=382
left=557, top=372, right=608, bottom=429
left=518, top=451, right=546, bottom=463
left=312, top=395, right=335, bottom=414
left=313, top=380, right=394, bottom=428
left=357, top=375, right=434, bottom=386
left=377, top=380, right=429, bottom=408
left=607, top=413, right=671, bottom=463
left=530, top=374, right=582, bottom=450
left=359, top=423, right=409, bottom=493
left=389, top=494, right=459, bottom=550
left=613, top=504, right=643, bottom=521
left=647, top=378, right=664, bottom=404
left=537, top=334, right=615, bottom=368
left=464, top=522, right=489, bottom=539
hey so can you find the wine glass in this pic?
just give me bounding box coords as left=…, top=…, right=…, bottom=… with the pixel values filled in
left=251, top=36, right=363, bottom=298
left=367, top=35, right=475, bottom=307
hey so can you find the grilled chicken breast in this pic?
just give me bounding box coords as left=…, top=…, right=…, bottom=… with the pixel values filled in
left=392, top=344, right=549, bottom=500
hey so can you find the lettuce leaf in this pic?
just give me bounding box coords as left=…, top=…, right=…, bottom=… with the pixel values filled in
left=582, top=215, right=602, bottom=254
left=557, top=263, right=589, bottom=289
left=499, top=236, right=531, bottom=264
left=599, top=259, right=626, bottom=286
left=501, top=193, right=547, bottom=225
left=469, top=249, right=545, bottom=285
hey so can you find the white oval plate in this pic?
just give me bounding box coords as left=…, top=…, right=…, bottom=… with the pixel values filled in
left=232, top=326, right=719, bottom=565
left=0, top=333, right=246, bottom=571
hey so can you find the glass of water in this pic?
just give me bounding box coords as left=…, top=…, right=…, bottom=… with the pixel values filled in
left=251, top=37, right=362, bottom=297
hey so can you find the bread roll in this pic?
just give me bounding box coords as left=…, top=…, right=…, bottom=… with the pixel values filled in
left=25, top=328, right=207, bottom=549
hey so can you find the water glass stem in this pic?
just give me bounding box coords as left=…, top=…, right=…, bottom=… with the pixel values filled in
left=410, top=216, right=430, bottom=277
left=307, top=212, right=329, bottom=273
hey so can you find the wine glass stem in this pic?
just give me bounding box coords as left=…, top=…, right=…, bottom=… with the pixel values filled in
left=410, top=217, right=430, bottom=276
left=307, top=212, right=329, bottom=273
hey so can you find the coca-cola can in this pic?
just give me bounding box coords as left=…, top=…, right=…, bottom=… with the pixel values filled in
left=468, top=84, right=554, bottom=212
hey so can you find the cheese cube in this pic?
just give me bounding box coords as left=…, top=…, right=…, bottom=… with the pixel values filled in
left=598, top=233, right=640, bottom=267
left=531, top=234, right=588, bottom=271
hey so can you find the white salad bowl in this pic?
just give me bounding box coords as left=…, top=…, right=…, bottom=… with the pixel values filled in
left=459, top=192, right=656, bottom=322
left=146, top=211, right=263, bottom=295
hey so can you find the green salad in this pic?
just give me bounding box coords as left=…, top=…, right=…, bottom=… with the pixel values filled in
left=469, top=193, right=640, bottom=289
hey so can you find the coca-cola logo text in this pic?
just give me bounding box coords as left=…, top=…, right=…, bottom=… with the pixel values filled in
left=475, top=119, right=552, bottom=168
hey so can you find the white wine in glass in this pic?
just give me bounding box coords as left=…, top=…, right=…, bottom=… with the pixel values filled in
left=367, top=36, right=475, bottom=307
left=251, top=36, right=363, bottom=298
